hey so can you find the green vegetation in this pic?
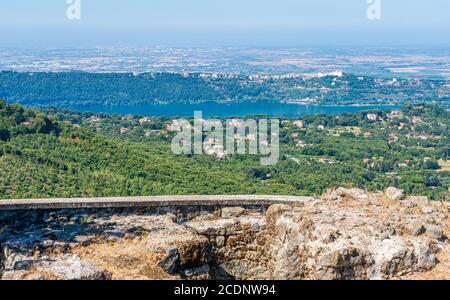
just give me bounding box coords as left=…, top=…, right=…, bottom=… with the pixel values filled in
left=0, top=99, right=448, bottom=200
left=0, top=71, right=449, bottom=106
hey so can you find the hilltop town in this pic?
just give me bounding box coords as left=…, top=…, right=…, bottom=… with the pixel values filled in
left=1, top=71, right=449, bottom=107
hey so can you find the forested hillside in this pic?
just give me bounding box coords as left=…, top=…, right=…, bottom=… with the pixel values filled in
left=0, top=99, right=448, bottom=200
left=1, top=71, right=449, bottom=106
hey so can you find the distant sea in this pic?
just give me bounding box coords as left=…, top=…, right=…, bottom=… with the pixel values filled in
left=66, top=102, right=400, bottom=118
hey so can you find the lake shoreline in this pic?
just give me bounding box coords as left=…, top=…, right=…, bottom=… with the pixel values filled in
left=59, top=101, right=401, bottom=118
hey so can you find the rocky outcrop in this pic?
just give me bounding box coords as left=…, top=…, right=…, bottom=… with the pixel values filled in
left=1, top=189, right=449, bottom=280
left=264, top=188, right=448, bottom=280
left=385, top=187, right=405, bottom=201
left=2, top=255, right=111, bottom=280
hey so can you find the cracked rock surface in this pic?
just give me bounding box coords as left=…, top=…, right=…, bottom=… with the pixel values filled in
left=1, top=188, right=449, bottom=280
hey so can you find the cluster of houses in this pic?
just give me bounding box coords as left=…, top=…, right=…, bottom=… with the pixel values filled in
left=293, top=120, right=304, bottom=128
left=139, top=117, right=151, bottom=124
left=88, top=114, right=156, bottom=136
left=374, top=78, right=401, bottom=87
left=166, top=118, right=259, bottom=160
left=387, top=110, right=403, bottom=119
left=363, top=157, right=386, bottom=169
left=198, top=73, right=238, bottom=80
left=247, top=70, right=344, bottom=81
left=203, top=139, right=226, bottom=160
left=166, top=119, right=192, bottom=132
left=366, top=110, right=422, bottom=124
left=366, top=113, right=380, bottom=122
left=89, top=116, right=101, bottom=123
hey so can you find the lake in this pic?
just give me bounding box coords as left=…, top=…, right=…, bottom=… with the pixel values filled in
left=67, top=102, right=400, bottom=118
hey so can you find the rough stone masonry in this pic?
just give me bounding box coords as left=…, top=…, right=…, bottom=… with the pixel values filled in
left=0, top=188, right=449, bottom=280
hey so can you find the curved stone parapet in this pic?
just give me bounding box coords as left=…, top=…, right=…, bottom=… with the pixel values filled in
left=0, top=195, right=315, bottom=211
left=1, top=189, right=449, bottom=280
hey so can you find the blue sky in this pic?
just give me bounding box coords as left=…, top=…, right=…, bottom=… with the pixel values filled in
left=0, top=0, right=449, bottom=47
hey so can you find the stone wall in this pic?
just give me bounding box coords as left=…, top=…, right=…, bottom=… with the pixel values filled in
left=0, top=204, right=272, bottom=280
left=1, top=189, right=449, bottom=280
left=0, top=195, right=313, bottom=211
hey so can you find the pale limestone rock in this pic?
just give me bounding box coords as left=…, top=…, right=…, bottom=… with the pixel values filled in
left=369, top=237, right=414, bottom=279
left=409, top=196, right=429, bottom=207
left=423, top=224, right=444, bottom=240
left=2, top=255, right=112, bottom=280
left=216, top=236, right=225, bottom=248
left=185, top=219, right=237, bottom=236
left=265, top=204, right=292, bottom=231
left=412, top=240, right=436, bottom=270
left=335, top=187, right=368, bottom=200
left=36, top=255, right=112, bottom=280
left=1, top=188, right=449, bottom=281
left=316, top=247, right=373, bottom=280
left=221, top=207, right=246, bottom=218
left=409, top=222, right=426, bottom=236
left=385, top=187, right=405, bottom=201
left=422, top=206, right=435, bottom=214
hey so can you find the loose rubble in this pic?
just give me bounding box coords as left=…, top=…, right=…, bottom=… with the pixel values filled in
left=1, top=188, right=449, bottom=280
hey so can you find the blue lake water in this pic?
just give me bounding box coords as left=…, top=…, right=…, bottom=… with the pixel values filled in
left=67, top=102, right=400, bottom=118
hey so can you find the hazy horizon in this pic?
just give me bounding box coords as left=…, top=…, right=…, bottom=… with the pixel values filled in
left=0, top=0, right=449, bottom=47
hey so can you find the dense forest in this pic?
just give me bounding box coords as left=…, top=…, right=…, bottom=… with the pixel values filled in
left=0, top=71, right=449, bottom=106
left=0, top=99, right=448, bottom=200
